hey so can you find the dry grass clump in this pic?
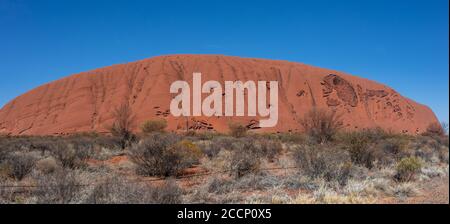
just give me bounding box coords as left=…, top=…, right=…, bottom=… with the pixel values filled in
left=33, top=169, right=81, bottom=204
left=140, top=119, right=168, bottom=134
left=229, top=142, right=261, bottom=178
left=86, top=178, right=182, bottom=204
left=0, top=153, right=36, bottom=181
left=293, top=144, right=352, bottom=186
left=228, top=122, right=248, bottom=138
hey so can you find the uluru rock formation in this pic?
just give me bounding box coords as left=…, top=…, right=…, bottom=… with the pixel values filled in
left=0, top=54, right=439, bottom=135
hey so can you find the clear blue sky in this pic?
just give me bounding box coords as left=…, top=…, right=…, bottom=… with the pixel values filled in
left=0, top=0, right=448, bottom=122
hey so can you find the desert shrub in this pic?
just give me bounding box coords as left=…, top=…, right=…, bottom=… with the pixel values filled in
left=110, top=102, right=137, bottom=149
left=380, top=137, right=410, bottom=159
left=258, top=139, right=283, bottom=162
left=228, top=122, right=248, bottom=138
left=34, top=169, right=81, bottom=204
left=275, top=133, right=309, bottom=144
left=171, top=140, right=203, bottom=166
left=213, top=136, right=238, bottom=150
left=140, top=119, right=168, bottom=134
left=394, top=157, right=422, bottom=182
left=229, top=142, right=261, bottom=178
left=1, top=153, right=36, bottom=181
left=86, top=178, right=182, bottom=204
left=51, top=140, right=94, bottom=169
left=199, top=142, right=222, bottom=159
left=151, top=180, right=182, bottom=204
left=129, top=133, right=198, bottom=177
left=340, top=131, right=374, bottom=169
left=300, top=108, right=343, bottom=144
left=423, top=122, right=446, bottom=137
left=293, top=144, right=352, bottom=186
left=35, top=157, right=60, bottom=174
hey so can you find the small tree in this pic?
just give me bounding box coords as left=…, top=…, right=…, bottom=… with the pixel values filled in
left=141, top=119, right=168, bottom=134
left=300, top=107, right=343, bottom=144
left=110, top=102, right=136, bottom=149
left=423, top=122, right=446, bottom=137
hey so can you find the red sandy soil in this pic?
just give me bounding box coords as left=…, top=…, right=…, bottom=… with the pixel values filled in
left=0, top=54, right=439, bottom=135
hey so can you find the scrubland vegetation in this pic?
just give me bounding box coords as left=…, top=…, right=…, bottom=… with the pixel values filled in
left=0, top=109, right=448, bottom=204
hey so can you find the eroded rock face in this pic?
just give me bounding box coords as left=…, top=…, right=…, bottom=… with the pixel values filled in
left=0, top=54, right=439, bottom=135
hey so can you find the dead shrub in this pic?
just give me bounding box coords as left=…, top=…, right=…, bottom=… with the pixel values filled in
left=1, top=153, right=36, bottom=181
left=380, top=137, right=410, bottom=159
left=423, top=122, right=446, bottom=137
left=50, top=140, right=94, bottom=169
left=229, top=142, right=261, bottom=178
left=34, top=169, right=81, bottom=204
left=228, top=122, right=248, bottom=138
left=199, top=142, right=222, bottom=159
left=140, top=119, right=168, bottom=134
left=86, top=178, right=182, bottom=204
left=35, top=157, right=60, bottom=174
left=300, top=108, right=343, bottom=144
left=293, top=144, right=352, bottom=186
left=109, top=102, right=137, bottom=149
left=258, top=139, right=283, bottom=162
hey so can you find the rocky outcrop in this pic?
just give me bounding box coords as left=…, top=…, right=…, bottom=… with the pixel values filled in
left=0, top=54, right=439, bottom=135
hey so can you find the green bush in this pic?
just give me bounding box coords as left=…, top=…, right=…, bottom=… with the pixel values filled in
left=171, top=140, right=203, bottom=166
left=395, top=157, right=422, bottom=182
left=140, top=119, right=168, bottom=134
left=340, top=131, right=374, bottom=168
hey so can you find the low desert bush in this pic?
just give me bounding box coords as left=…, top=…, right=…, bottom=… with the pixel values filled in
left=394, top=157, right=422, bottom=182
left=258, top=139, right=283, bottom=162
left=300, top=108, right=343, bottom=144
left=423, top=122, right=446, bottom=137
left=229, top=142, right=261, bottom=178
left=199, top=142, right=222, bottom=159
left=87, top=178, right=182, bottom=204
left=140, top=119, right=168, bottom=134
left=380, top=137, right=410, bottom=159
left=228, top=122, right=248, bottom=138
left=34, top=169, right=81, bottom=204
left=35, top=157, right=60, bottom=174
left=266, top=133, right=309, bottom=144
left=129, top=133, right=199, bottom=177
left=340, top=131, right=375, bottom=169
left=0, top=153, right=36, bottom=181
left=50, top=140, right=94, bottom=169
left=293, top=144, right=352, bottom=186
left=171, top=140, right=203, bottom=166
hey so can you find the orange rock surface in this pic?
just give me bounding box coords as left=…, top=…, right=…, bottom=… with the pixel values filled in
left=0, top=55, right=439, bottom=135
